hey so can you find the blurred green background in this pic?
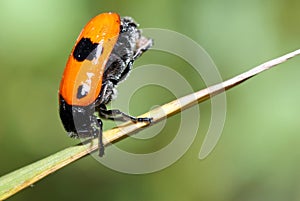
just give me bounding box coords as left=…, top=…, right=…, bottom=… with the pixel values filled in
left=1, top=0, right=300, bottom=200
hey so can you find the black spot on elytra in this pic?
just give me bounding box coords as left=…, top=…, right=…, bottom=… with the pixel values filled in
left=73, top=38, right=99, bottom=62
left=76, top=85, right=88, bottom=99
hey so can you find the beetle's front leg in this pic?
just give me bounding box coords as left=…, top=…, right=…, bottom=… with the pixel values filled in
left=133, top=37, right=153, bottom=60
left=97, top=104, right=153, bottom=123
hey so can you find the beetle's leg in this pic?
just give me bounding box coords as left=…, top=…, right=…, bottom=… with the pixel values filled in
left=97, top=104, right=152, bottom=123
left=133, top=37, right=153, bottom=60
left=96, top=119, right=104, bottom=157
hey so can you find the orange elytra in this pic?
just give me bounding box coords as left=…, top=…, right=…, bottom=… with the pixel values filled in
left=59, top=12, right=120, bottom=106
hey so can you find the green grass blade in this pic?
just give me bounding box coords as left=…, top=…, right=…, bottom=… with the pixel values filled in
left=1, top=49, right=299, bottom=200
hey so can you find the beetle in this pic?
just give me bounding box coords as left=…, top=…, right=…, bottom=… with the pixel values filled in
left=59, top=12, right=153, bottom=156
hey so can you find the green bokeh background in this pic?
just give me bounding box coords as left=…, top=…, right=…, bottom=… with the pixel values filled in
left=1, top=0, right=300, bottom=200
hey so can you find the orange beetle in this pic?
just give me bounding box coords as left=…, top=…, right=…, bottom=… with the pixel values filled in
left=59, top=12, right=153, bottom=156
